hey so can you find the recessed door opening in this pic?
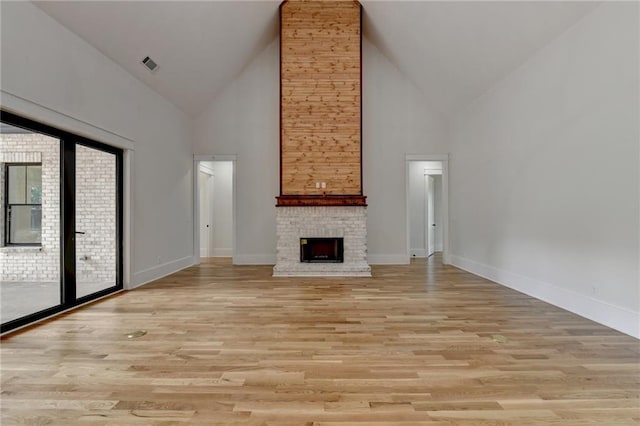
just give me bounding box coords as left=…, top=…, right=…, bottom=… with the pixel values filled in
left=407, top=158, right=448, bottom=263
left=194, top=158, right=235, bottom=263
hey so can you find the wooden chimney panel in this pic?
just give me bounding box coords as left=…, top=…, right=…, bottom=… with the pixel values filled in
left=280, top=0, right=362, bottom=196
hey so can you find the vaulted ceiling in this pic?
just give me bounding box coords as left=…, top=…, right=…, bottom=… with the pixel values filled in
left=34, top=1, right=599, bottom=117
left=34, top=1, right=280, bottom=116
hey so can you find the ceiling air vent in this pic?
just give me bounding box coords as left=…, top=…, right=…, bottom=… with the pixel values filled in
left=141, top=56, right=158, bottom=73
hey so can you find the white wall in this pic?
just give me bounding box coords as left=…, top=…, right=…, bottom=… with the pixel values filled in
left=193, top=37, right=448, bottom=264
left=449, top=3, right=639, bottom=337
left=193, top=40, right=280, bottom=264
left=409, top=161, right=427, bottom=256
left=1, top=2, right=195, bottom=288
left=363, top=39, right=448, bottom=264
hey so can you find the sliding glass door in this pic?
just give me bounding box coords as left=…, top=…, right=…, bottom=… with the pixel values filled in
left=0, top=111, right=123, bottom=333
left=1, top=123, right=61, bottom=324
left=75, top=144, right=119, bottom=298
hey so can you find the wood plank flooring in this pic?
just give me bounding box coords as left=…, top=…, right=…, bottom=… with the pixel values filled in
left=2, top=256, right=639, bottom=425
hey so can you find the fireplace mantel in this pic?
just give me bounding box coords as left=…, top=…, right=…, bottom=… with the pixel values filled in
left=276, top=195, right=367, bottom=207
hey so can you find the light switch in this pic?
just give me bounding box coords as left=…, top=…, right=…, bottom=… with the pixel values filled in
left=315, top=182, right=320, bottom=188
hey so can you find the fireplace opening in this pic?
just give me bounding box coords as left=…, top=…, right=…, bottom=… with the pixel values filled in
left=300, top=238, right=344, bottom=263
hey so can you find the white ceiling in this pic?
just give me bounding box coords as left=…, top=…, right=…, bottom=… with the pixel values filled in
left=34, top=1, right=599, bottom=117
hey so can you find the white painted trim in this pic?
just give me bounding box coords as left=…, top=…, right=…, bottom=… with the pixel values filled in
left=123, top=150, right=133, bottom=290
left=193, top=160, right=200, bottom=264
left=424, top=169, right=443, bottom=175
left=193, top=155, right=238, bottom=265
left=406, top=154, right=449, bottom=162
left=410, top=249, right=427, bottom=258
left=210, top=248, right=233, bottom=257
left=451, top=255, right=640, bottom=339
left=131, top=255, right=195, bottom=289
left=405, top=154, right=450, bottom=265
left=198, top=163, right=215, bottom=176
left=368, top=254, right=409, bottom=265
left=194, top=154, right=237, bottom=162
left=234, top=254, right=276, bottom=265
left=1, top=89, right=135, bottom=151
left=441, top=159, right=450, bottom=265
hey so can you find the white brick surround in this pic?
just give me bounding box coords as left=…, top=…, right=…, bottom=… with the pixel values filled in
left=273, top=206, right=371, bottom=277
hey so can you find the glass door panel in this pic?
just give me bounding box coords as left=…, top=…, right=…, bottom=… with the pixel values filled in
left=75, top=144, right=117, bottom=298
left=1, top=123, right=61, bottom=324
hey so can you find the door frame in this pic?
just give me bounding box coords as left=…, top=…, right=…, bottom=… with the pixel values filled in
left=1, top=110, right=125, bottom=334
left=425, top=174, right=435, bottom=258
left=198, top=168, right=213, bottom=257
left=193, top=154, right=237, bottom=264
left=405, top=154, right=450, bottom=264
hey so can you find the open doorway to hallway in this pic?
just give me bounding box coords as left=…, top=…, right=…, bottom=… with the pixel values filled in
left=406, top=155, right=449, bottom=264
left=194, top=157, right=236, bottom=263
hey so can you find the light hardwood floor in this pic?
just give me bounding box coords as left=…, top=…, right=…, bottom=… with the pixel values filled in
left=1, top=256, right=639, bottom=425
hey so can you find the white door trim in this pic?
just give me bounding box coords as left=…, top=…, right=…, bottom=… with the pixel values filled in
left=425, top=174, right=435, bottom=258
left=193, top=154, right=238, bottom=264
left=405, top=154, right=450, bottom=264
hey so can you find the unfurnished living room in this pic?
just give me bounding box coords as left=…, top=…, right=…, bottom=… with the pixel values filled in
left=0, top=0, right=638, bottom=424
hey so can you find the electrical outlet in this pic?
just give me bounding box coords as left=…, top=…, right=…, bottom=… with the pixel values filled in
left=321, top=182, right=326, bottom=188
left=315, top=182, right=320, bottom=189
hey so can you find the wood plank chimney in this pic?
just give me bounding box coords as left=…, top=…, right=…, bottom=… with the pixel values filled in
left=273, top=0, right=370, bottom=277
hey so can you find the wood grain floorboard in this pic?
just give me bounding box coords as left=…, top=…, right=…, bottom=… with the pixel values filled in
left=1, top=255, right=639, bottom=425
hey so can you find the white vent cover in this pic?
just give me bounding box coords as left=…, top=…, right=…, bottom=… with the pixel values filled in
left=141, top=56, right=158, bottom=73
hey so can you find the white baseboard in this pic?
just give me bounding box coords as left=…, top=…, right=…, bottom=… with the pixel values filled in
left=410, top=248, right=427, bottom=258
left=131, top=255, right=196, bottom=289
left=450, top=254, right=640, bottom=339
left=233, top=254, right=276, bottom=265
left=368, top=254, right=409, bottom=265
left=211, top=248, right=233, bottom=257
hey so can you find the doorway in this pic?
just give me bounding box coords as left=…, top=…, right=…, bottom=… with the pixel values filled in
left=199, top=168, right=212, bottom=257
left=424, top=163, right=443, bottom=258
left=1, top=111, right=123, bottom=333
left=406, top=155, right=449, bottom=264
left=194, top=156, right=236, bottom=263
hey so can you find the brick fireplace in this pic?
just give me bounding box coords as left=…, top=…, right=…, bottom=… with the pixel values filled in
left=273, top=0, right=371, bottom=277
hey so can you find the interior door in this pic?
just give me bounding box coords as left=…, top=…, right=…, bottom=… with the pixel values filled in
left=426, top=175, right=435, bottom=257
left=199, top=171, right=211, bottom=257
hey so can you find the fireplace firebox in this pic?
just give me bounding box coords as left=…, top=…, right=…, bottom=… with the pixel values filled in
left=300, top=238, right=344, bottom=263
